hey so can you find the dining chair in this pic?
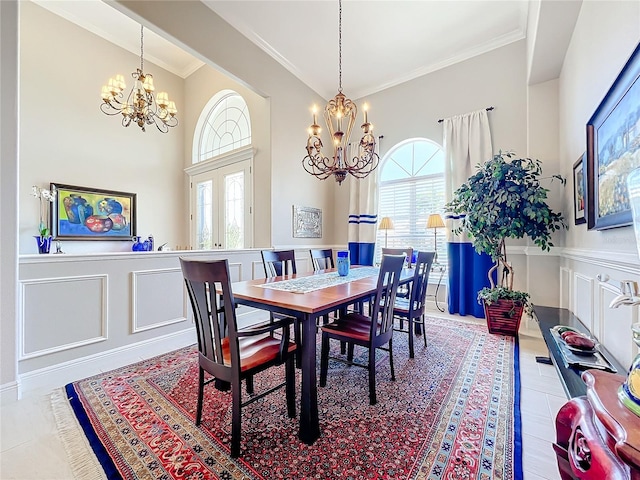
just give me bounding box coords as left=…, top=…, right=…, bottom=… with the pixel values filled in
left=392, top=250, right=435, bottom=358
left=382, top=247, right=414, bottom=267
left=310, top=248, right=334, bottom=271
left=261, top=249, right=301, bottom=364
left=261, top=249, right=297, bottom=277
left=381, top=247, right=414, bottom=299
left=180, top=257, right=297, bottom=458
left=319, top=254, right=405, bottom=405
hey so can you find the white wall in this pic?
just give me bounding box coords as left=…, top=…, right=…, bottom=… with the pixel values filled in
left=0, top=0, right=20, bottom=398
left=113, top=0, right=337, bottom=249
left=558, top=0, right=640, bottom=367
left=19, top=2, right=187, bottom=254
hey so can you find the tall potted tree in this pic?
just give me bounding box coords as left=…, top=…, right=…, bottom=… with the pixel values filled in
left=445, top=151, right=567, bottom=335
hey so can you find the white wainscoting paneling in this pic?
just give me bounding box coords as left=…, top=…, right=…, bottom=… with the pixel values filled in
left=19, top=274, right=108, bottom=360
left=598, top=283, right=638, bottom=367
left=573, top=273, right=594, bottom=333
left=131, top=268, right=187, bottom=333
left=228, top=261, right=242, bottom=282
left=560, top=267, right=571, bottom=310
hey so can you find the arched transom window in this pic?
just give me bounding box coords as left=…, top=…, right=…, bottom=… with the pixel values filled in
left=197, top=90, right=251, bottom=163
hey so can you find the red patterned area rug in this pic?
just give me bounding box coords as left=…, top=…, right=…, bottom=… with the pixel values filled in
left=54, top=316, right=522, bottom=479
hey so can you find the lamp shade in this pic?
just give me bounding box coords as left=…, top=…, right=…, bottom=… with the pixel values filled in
left=427, top=213, right=445, bottom=229
left=379, top=216, right=394, bottom=230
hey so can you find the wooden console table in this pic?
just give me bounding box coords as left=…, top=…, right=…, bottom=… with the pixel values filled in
left=532, top=305, right=625, bottom=398
left=554, top=370, right=640, bottom=479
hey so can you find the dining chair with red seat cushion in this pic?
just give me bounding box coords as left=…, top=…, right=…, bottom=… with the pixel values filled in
left=319, top=254, right=405, bottom=405
left=261, top=249, right=302, bottom=364
left=180, top=257, right=297, bottom=458
left=392, top=250, right=435, bottom=358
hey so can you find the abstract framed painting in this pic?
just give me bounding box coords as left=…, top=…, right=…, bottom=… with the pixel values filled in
left=586, top=43, right=640, bottom=230
left=50, top=183, right=137, bottom=240
left=573, top=153, right=586, bottom=225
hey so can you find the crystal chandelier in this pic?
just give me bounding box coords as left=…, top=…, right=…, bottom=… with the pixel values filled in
left=100, top=26, right=178, bottom=133
left=303, top=0, right=379, bottom=184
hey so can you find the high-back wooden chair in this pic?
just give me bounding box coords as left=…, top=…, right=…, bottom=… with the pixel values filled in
left=392, top=251, right=435, bottom=358
left=310, top=248, right=335, bottom=271
left=180, top=258, right=297, bottom=458
left=382, top=247, right=414, bottom=267
left=319, top=254, right=405, bottom=405
left=261, top=250, right=297, bottom=277
left=260, top=249, right=301, bottom=363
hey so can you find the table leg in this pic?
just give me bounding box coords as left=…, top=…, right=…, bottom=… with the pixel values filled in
left=299, top=313, right=320, bottom=444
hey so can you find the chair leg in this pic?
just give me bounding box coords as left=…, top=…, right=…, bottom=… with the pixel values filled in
left=347, top=342, right=355, bottom=362
left=285, top=356, right=296, bottom=418
left=368, top=349, right=377, bottom=405
left=294, top=320, right=302, bottom=369
left=231, top=382, right=242, bottom=458
left=422, top=315, right=428, bottom=348
left=340, top=341, right=346, bottom=354
left=389, top=339, right=396, bottom=381
left=245, top=375, right=254, bottom=395
left=195, top=367, right=205, bottom=425
left=320, top=334, right=330, bottom=387
left=408, top=317, right=415, bottom=358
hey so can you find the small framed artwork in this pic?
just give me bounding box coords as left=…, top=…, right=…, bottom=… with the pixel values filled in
left=573, top=153, right=586, bottom=225
left=50, top=183, right=137, bottom=240
left=293, top=205, right=322, bottom=238
left=586, top=43, right=640, bottom=230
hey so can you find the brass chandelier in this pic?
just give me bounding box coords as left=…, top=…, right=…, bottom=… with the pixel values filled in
left=100, top=26, right=178, bottom=133
left=303, top=0, right=379, bottom=184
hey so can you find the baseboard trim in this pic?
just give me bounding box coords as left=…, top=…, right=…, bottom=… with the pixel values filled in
left=18, top=328, right=196, bottom=397
left=0, top=381, right=19, bottom=404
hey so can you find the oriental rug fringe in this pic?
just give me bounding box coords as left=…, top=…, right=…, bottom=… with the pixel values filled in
left=54, top=316, right=522, bottom=479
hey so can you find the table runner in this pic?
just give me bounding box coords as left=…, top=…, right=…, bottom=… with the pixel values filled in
left=258, top=266, right=379, bottom=293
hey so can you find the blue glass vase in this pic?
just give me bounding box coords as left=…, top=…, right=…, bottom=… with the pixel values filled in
left=337, top=250, right=350, bottom=276
left=34, top=235, right=51, bottom=254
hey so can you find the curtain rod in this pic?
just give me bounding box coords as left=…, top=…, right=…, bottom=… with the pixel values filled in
left=437, top=106, right=494, bottom=124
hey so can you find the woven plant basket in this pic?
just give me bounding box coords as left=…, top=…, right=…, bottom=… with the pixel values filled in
left=483, top=299, right=524, bottom=336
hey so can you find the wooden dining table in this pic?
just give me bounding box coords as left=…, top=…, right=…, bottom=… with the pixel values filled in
left=230, top=266, right=414, bottom=445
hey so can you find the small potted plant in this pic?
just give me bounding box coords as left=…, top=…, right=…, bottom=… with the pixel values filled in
left=445, top=151, right=567, bottom=335
left=32, top=185, right=56, bottom=254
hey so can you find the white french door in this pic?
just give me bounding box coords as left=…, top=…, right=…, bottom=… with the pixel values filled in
left=190, top=160, right=252, bottom=250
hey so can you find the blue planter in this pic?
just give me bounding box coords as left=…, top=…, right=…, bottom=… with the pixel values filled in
left=34, top=235, right=51, bottom=254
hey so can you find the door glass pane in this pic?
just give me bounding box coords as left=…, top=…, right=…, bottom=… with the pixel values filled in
left=224, top=171, right=244, bottom=249
left=196, top=180, right=213, bottom=249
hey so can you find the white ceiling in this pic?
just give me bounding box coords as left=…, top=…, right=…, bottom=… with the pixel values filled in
left=33, top=0, right=578, bottom=100
left=202, top=0, right=529, bottom=99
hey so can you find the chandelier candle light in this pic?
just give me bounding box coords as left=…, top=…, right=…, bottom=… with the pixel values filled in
left=100, top=26, right=177, bottom=133
left=303, top=0, right=379, bottom=184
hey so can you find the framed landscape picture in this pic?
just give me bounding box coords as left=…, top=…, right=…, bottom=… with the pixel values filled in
left=51, top=183, right=137, bottom=240
left=586, top=43, right=640, bottom=230
left=573, top=154, right=586, bottom=225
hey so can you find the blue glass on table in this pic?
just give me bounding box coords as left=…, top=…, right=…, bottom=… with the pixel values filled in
left=337, top=250, right=350, bottom=276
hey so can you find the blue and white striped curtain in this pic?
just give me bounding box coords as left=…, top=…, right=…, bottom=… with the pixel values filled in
left=444, top=109, right=494, bottom=318
left=348, top=171, right=378, bottom=266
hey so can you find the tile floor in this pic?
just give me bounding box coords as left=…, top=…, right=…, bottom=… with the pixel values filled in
left=0, top=312, right=565, bottom=479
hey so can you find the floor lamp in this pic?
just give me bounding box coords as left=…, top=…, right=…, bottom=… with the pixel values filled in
left=378, top=216, right=394, bottom=248
left=427, top=213, right=445, bottom=262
